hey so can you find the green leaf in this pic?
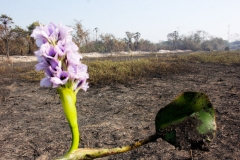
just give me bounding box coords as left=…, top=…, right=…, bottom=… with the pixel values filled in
left=155, top=92, right=216, bottom=150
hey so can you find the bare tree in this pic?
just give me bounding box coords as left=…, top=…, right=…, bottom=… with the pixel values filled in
left=99, top=33, right=115, bottom=53
left=138, top=39, right=157, bottom=52
left=10, top=25, right=29, bottom=55
left=133, top=32, right=140, bottom=42
left=133, top=32, right=141, bottom=50
left=0, top=14, right=14, bottom=58
left=72, top=20, right=90, bottom=52
left=123, top=37, right=129, bottom=51
left=167, top=31, right=179, bottom=50
left=93, top=27, right=98, bottom=42
left=125, top=31, right=135, bottom=51
left=126, top=32, right=134, bottom=43
left=27, top=21, right=40, bottom=54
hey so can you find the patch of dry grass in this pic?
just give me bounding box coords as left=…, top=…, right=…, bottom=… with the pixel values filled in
left=177, top=51, right=240, bottom=64
left=0, top=51, right=240, bottom=85
left=86, top=59, right=182, bottom=85
left=0, top=61, right=43, bottom=83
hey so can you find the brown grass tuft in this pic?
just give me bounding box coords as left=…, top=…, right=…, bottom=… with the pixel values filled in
left=1, top=51, right=240, bottom=85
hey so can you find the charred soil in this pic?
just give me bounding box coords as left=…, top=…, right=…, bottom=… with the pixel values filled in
left=0, top=60, right=240, bottom=160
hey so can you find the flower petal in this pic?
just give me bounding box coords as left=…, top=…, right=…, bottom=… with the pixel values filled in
left=40, top=77, right=52, bottom=87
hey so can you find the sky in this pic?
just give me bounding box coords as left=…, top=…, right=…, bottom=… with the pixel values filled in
left=1, top=0, right=240, bottom=42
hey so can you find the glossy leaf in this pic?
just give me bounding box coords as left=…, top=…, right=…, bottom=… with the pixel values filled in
left=155, top=92, right=216, bottom=150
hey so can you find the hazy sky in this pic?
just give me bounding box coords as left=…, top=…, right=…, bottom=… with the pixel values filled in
left=1, top=0, right=239, bottom=42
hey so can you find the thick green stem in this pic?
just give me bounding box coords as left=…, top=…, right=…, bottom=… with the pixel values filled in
left=57, top=87, right=80, bottom=156
left=56, top=134, right=158, bottom=160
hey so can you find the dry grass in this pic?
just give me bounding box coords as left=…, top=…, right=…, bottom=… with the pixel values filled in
left=0, top=61, right=43, bottom=83
left=177, top=51, right=240, bottom=64
left=85, top=59, right=188, bottom=85
left=0, top=51, right=240, bottom=85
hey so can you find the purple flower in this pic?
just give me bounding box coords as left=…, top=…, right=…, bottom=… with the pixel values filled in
left=32, top=22, right=89, bottom=92
left=40, top=77, right=52, bottom=87
left=31, top=24, right=51, bottom=47
left=35, top=56, right=48, bottom=71
left=49, top=58, right=61, bottom=71
left=31, top=22, right=73, bottom=47
left=58, top=24, right=73, bottom=42
left=67, top=50, right=82, bottom=65
left=54, top=40, right=66, bottom=57
left=45, top=45, right=58, bottom=59
left=75, top=79, right=89, bottom=92
left=54, top=40, right=78, bottom=58
left=51, top=70, right=69, bottom=88
left=68, top=63, right=88, bottom=79
left=36, top=43, right=58, bottom=59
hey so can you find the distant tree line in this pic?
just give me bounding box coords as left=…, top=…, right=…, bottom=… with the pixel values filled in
left=163, top=30, right=229, bottom=51
left=0, top=14, right=239, bottom=57
left=0, top=14, right=39, bottom=58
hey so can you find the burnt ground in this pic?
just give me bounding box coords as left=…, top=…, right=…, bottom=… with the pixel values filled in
left=0, top=60, right=240, bottom=160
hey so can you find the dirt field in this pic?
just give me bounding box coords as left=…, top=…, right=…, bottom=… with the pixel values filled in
left=0, top=56, right=240, bottom=159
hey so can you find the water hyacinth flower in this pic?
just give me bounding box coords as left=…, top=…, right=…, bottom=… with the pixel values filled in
left=31, top=22, right=73, bottom=47
left=31, top=22, right=88, bottom=156
left=31, top=22, right=88, bottom=92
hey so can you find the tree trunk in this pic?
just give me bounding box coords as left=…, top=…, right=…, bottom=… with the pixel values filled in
left=4, top=38, right=10, bottom=59
left=7, top=40, right=9, bottom=58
